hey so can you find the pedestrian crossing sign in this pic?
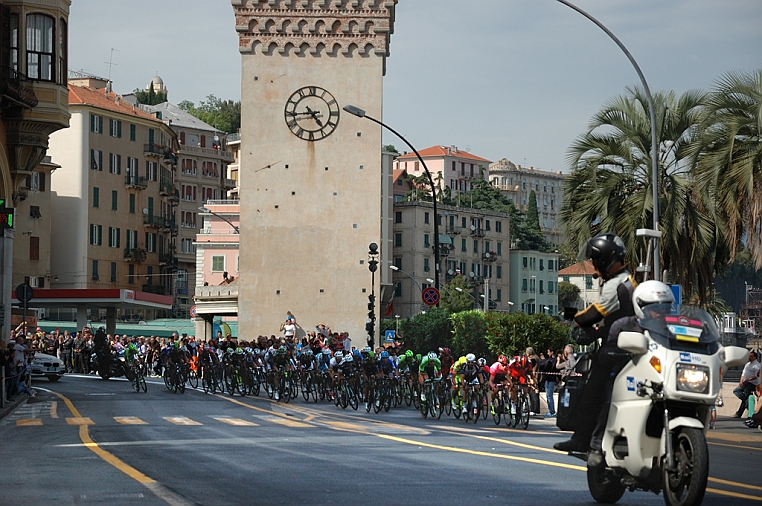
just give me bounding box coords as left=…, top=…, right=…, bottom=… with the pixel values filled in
left=384, top=330, right=395, bottom=343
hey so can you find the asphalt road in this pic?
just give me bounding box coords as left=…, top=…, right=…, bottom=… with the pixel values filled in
left=1, top=374, right=760, bottom=506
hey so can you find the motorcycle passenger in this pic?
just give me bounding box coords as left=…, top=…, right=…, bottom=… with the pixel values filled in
left=554, top=232, right=637, bottom=455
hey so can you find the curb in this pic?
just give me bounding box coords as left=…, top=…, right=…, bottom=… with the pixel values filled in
left=0, top=395, right=27, bottom=421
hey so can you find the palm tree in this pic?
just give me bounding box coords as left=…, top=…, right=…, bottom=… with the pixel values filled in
left=561, top=86, right=717, bottom=301
left=694, top=70, right=762, bottom=270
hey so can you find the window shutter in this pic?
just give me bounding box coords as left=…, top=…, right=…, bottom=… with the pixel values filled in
left=108, top=226, right=113, bottom=247
left=97, top=225, right=102, bottom=246
left=117, top=228, right=121, bottom=248
left=117, top=121, right=122, bottom=138
left=117, top=154, right=121, bottom=174
left=89, top=224, right=94, bottom=244
left=91, top=113, right=96, bottom=132
left=39, top=172, right=46, bottom=191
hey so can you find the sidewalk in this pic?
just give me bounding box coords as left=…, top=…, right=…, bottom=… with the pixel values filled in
left=0, top=395, right=27, bottom=421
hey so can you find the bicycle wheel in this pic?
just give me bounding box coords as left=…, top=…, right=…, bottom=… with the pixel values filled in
left=492, top=395, right=503, bottom=425
left=188, top=369, right=199, bottom=389
left=430, top=386, right=442, bottom=420
left=394, top=379, right=403, bottom=406
left=519, top=391, right=530, bottom=430
left=453, top=392, right=462, bottom=419
left=310, top=376, right=318, bottom=402
left=163, top=369, right=172, bottom=392
left=383, top=382, right=392, bottom=412
left=365, top=385, right=374, bottom=413
left=178, top=368, right=186, bottom=394
left=236, top=369, right=247, bottom=397
left=202, top=369, right=211, bottom=393
left=347, top=384, right=359, bottom=411
left=412, top=382, right=421, bottom=410
left=402, top=379, right=412, bottom=407
left=442, top=388, right=452, bottom=417
left=139, top=371, right=147, bottom=393
left=481, top=389, right=489, bottom=420
left=301, top=375, right=311, bottom=401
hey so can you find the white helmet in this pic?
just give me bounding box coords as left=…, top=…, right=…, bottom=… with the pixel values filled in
left=466, top=353, right=476, bottom=363
left=633, top=280, right=675, bottom=318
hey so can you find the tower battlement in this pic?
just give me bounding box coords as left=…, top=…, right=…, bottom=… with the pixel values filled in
left=232, top=0, right=397, bottom=70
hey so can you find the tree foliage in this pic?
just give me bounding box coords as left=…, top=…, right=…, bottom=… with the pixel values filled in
left=177, top=95, right=241, bottom=134
left=397, top=308, right=452, bottom=355
left=440, top=275, right=477, bottom=313
left=133, top=84, right=167, bottom=105
left=484, top=312, right=572, bottom=359
left=557, top=281, right=581, bottom=309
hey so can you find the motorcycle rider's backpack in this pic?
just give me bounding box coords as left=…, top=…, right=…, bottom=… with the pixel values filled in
left=556, top=352, right=593, bottom=432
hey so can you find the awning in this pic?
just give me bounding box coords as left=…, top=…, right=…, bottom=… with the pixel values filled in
left=13, top=288, right=173, bottom=310
left=438, top=234, right=453, bottom=245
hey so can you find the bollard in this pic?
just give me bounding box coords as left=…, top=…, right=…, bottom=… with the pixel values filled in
left=748, top=394, right=756, bottom=419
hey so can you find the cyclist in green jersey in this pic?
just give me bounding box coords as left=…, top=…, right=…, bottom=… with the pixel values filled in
left=418, top=351, right=442, bottom=402
left=125, top=342, right=140, bottom=368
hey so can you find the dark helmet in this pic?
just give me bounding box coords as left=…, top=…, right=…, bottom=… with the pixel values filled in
left=577, top=233, right=626, bottom=280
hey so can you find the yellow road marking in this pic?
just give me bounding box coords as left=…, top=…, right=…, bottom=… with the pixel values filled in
left=708, top=440, right=762, bottom=452
left=50, top=401, right=58, bottom=419
left=263, top=416, right=312, bottom=428
left=213, top=417, right=259, bottom=427
left=706, top=431, right=762, bottom=444
left=487, top=426, right=559, bottom=436
left=708, top=477, right=762, bottom=493
left=163, top=417, right=202, bottom=426
left=376, top=433, right=588, bottom=472
left=323, top=421, right=366, bottom=431
left=437, top=426, right=566, bottom=455
left=115, top=417, right=148, bottom=425
left=16, top=418, right=42, bottom=426
left=706, top=488, right=762, bottom=502
left=66, top=417, right=94, bottom=425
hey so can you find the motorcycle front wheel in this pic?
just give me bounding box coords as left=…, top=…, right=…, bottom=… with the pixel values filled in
left=587, top=464, right=625, bottom=504
left=663, top=427, right=708, bottom=506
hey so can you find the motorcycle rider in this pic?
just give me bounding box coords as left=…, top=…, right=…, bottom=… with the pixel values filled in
left=554, top=233, right=637, bottom=455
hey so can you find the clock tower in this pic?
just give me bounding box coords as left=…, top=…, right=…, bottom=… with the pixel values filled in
left=231, top=0, right=398, bottom=339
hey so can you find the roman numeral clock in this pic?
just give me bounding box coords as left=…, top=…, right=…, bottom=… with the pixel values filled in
left=284, top=86, right=340, bottom=142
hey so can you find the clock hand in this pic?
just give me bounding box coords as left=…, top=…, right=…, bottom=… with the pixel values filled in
left=305, top=106, right=324, bottom=127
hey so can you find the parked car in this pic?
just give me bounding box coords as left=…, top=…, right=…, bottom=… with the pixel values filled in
left=29, top=352, right=65, bottom=382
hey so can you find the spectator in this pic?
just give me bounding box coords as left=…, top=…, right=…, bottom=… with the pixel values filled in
left=61, top=331, right=74, bottom=373
left=557, top=344, right=578, bottom=384
left=525, top=347, right=541, bottom=415
left=733, top=350, right=760, bottom=418
left=541, top=348, right=558, bottom=418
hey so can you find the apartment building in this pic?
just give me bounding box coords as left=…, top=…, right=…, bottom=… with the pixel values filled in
left=0, top=0, right=71, bottom=342
left=393, top=145, right=491, bottom=196
left=48, top=77, right=178, bottom=319
left=226, top=133, right=240, bottom=199
left=141, top=101, right=235, bottom=318
left=391, top=201, right=511, bottom=318
left=508, top=249, right=560, bottom=316
left=489, top=158, right=565, bottom=244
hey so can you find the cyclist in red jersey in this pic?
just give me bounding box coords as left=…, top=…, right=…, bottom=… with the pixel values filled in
left=508, top=354, right=533, bottom=411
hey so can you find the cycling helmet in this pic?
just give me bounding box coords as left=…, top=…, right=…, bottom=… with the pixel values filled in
left=466, top=353, right=476, bottom=363
left=633, top=280, right=675, bottom=319
left=173, top=342, right=180, bottom=349
left=427, top=352, right=437, bottom=360
left=405, top=350, right=413, bottom=359
left=353, top=349, right=362, bottom=357
left=244, top=347, right=252, bottom=353
left=477, top=358, right=486, bottom=367
left=415, top=354, right=422, bottom=362
left=363, top=346, right=372, bottom=353
left=322, top=348, right=331, bottom=356
left=127, top=343, right=138, bottom=352
left=304, top=349, right=313, bottom=356
left=380, top=350, right=389, bottom=359
left=334, top=351, right=343, bottom=359
left=439, top=347, right=451, bottom=356
left=498, top=355, right=508, bottom=367
left=277, top=346, right=287, bottom=355
left=235, top=347, right=244, bottom=354
left=225, top=347, right=233, bottom=354
left=367, top=351, right=375, bottom=359
left=343, top=355, right=354, bottom=363
left=577, top=233, right=626, bottom=280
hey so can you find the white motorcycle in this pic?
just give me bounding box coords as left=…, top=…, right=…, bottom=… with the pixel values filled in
left=569, top=304, right=749, bottom=506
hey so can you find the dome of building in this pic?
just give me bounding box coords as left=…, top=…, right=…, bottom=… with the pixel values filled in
left=146, top=75, right=167, bottom=92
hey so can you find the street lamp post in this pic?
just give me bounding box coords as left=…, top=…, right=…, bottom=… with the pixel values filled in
left=198, top=206, right=239, bottom=234
left=531, top=274, right=537, bottom=314
left=553, top=0, right=661, bottom=280
left=455, top=287, right=479, bottom=311
left=390, top=265, right=422, bottom=316
left=367, top=243, right=379, bottom=348
left=344, top=105, right=441, bottom=294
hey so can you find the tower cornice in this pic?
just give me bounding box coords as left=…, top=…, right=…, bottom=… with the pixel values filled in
left=232, top=0, right=397, bottom=72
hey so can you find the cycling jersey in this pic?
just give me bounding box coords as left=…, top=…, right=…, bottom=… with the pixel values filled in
left=489, top=362, right=508, bottom=382
left=316, top=353, right=331, bottom=372
left=273, top=353, right=290, bottom=369
left=458, top=362, right=480, bottom=382
left=378, top=358, right=396, bottom=376
left=440, top=354, right=454, bottom=376
left=418, top=356, right=441, bottom=377
left=362, top=357, right=379, bottom=376
left=509, top=355, right=532, bottom=384
left=125, top=347, right=138, bottom=364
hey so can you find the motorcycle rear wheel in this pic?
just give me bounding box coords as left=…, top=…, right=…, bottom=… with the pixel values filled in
left=662, top=427, right=708, bottom=506
left=587, top=464, right=626, bottom=504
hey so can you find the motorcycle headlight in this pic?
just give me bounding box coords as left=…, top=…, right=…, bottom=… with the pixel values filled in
left=675, top=364, right=709, bottom=394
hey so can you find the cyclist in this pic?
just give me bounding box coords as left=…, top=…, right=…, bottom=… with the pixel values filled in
left=418, top=352, right=442, bottom=402
left=456, top=353, right=482, bottom=415
left=477, top=358, right=490, bottom=384
left=125, top=342, right=141, bottom=369
left=317, top=348, right=332, bottom=374
left=272, top=346, right=292, bottom=400
left=438, top=347, right=454, bottom=379
left=489, top=355, right=511, bottom=407
left=397, top=350, right=415, bottom=375
left=360, top=347, right=379, bottom=399
left=168, top=341, right=188, bottom=387
left=450, top=355, right=467, bottom=412
left=508, top=354, right=533, bottom=414
left=377, top=350, right=397, bottom=378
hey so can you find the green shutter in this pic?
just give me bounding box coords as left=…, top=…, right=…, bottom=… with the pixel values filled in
left=93, top=187, right=99, bottom=207
left=108, top=226, right=113, bottom=247
left=129, top=194, right=135, bottom=213
left=117, top=121, right=122, bottom=138
left=116, top=228, right=121, bottom=248
left=111, top=190, right=117, bottom=210
left=130, top=124, right=136, bottom=141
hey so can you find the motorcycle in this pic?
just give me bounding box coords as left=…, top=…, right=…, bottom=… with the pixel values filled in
left=94, top=349, right=131, bottom=380
left=562, top=304, right=749, bottom=506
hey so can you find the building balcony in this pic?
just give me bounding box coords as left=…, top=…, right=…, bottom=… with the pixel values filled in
left=470, top=228, right=485, bottom=238
left=143, top=143, right=168, bottom=157
left=0, top=68, right=38, bottom=108
left=446, top=225, right=462, bottom=235
left=159, top=253, right=179, bottom=269
left=223, top=178, right=237, bottom=190
left=160, top=219, right=178, bottom=235
left=483, top=251, right=498, bottom=262
left=179, top=144, right=235, bottom=163
left=124, top=248, right=147, bottom=263
left=143, top=214, right=167, bottom=228
left=125, top=175, right=148, bottom=189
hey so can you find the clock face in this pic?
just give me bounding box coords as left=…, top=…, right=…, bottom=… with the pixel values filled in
left=284, top=86, right=340, bottom=141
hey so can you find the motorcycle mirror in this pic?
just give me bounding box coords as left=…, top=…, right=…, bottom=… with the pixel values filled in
left=618, top=331, right=648, bottom=355
left=722, top=346, right=750, bottom=368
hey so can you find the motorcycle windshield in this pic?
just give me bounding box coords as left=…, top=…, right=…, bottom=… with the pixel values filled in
left=639, top=304, right=720, bottom=355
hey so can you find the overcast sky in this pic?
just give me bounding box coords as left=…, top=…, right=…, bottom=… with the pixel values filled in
left=69, top=0, right=761, bottom=173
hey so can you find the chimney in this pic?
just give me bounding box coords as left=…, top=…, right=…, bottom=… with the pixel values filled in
left=105, top=81, right=112, bottom=94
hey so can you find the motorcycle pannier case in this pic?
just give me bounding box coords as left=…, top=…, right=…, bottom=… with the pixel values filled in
left=556, top=352, right=592, bottom=431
